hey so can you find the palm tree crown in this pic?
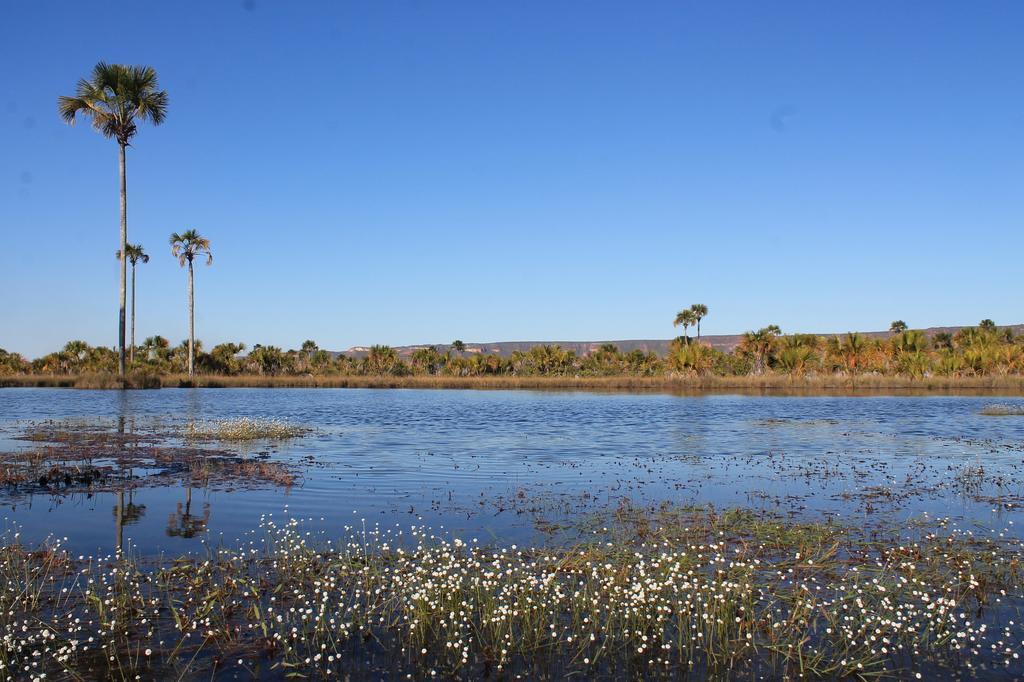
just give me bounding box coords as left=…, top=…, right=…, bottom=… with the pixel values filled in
left=116, top=243, right=150, bottom=266
left=673, top=309, right=697, bottom=344
left=58, top=63, right=168, bottom=145
left=673, top=309, right=696, bottom=328
left=170, top=230, right=213, bottom=266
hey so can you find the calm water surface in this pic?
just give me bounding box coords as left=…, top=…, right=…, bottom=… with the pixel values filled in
left=1, top=388, right=1022, bottom=555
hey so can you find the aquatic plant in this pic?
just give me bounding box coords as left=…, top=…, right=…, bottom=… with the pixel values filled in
left=182, top=417, right=310, bottom=442
left=980, top=404, right=1024, bottom=416
left=0, top=506, right=1021, bottom=679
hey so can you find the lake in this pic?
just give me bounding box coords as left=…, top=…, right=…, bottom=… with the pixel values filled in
left=1, top=387, right=1022, bottom=555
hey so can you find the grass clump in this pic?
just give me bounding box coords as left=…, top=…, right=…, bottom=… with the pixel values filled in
left=980, top=403, right=1024, bottom=416
left=183, top=417, right=310, bottom=442
left=188, top=457, right=296, bottom=487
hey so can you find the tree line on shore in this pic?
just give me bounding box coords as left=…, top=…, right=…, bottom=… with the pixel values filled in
left=3, top=319, right=1022, bottom=379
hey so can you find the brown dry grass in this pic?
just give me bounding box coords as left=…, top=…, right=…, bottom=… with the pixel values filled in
left=0, top=372, right=162, bottom=389
left=3, top=372, right=1024, bottom=394
left=188, top=458, right=296, bottom=488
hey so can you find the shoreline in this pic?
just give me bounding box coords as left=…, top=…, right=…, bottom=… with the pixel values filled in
left=3, top=372, right=1024, bottom=395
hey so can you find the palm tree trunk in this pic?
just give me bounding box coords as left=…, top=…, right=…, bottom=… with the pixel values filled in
left=696, top=319, right=701, bottom=341
left=130, top=263, right=136, bottom=365
left=118, top=143, right=128, bottom=377
left=115, top=489, right=124, bottom=552
left=188, top=259, right=195, bottom=378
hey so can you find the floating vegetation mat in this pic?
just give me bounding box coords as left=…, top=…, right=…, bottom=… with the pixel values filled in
left=182, top=417, right=311, bottom=442
left=2, top=504, right=1022, bottom=680
left=0, top=419, right=299, bottom=495
left=980, top=404, right=1024, bottom=416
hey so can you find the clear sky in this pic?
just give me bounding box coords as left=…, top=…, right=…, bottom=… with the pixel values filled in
left=2, top=1, right=1022, bottom=358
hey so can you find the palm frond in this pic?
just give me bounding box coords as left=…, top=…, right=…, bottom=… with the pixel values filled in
left=57, top=96, right=88, bottom=125
left=135, top=90, right=169, bottom=125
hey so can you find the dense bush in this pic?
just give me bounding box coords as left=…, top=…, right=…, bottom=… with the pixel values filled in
left=4, top=323, right=1023, bottom=380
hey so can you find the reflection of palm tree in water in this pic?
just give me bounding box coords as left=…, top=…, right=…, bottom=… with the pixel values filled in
left=166, top=487, right=210, bottom=538
left=113, top=393, right=139, bottom=552
left=183, top=384, right=202, bottom=424
left=122, top=490, right=146, bottom=525
left=171, top=390, right=210, bottom=539
left=112, top=489, right=146, bottom=552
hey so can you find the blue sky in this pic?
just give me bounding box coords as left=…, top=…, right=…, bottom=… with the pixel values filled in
left=2, top=1, right=1022, bottom=358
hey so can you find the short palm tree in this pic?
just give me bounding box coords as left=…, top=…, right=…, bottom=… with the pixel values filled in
left=170, top=230, right=212, bottom=378
left=690, top=304, right=708, bottom=341
left=59, top=62, right=168, bottom=376
left=738, top=325, right=782, bottom=374
left=368, top=345, right=399, bottom=375
left=841, top=332, right=867, bottom=373
left=115, top=244, right=149, bottom=365
left=889, top=320, right=907, bottom=334
left=892, top=329, right=928, bottom=355
left=673, top=309, right=697, bottom=344
left=932, top=332, right=953, bottom=351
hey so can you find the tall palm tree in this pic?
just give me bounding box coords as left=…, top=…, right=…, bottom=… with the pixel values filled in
left=115, top=244, right=149, bottom=364
left=690, top=304, right=708, bottom=341
left=170, top=230, right=212, bottom=378
left=59, top=62, right=168, bottom=376
left=673, top=309, right=697, bottom=344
